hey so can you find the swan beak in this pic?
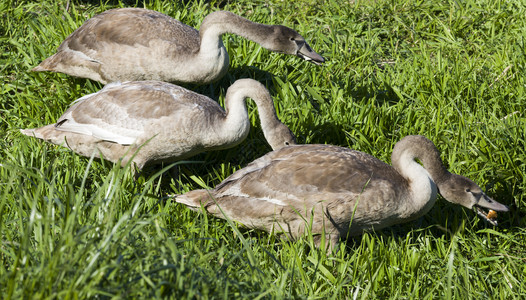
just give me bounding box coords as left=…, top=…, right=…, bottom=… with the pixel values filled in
left=297, top=42, right=325, bottom=65
left=474, top=194, right=509, bottom=226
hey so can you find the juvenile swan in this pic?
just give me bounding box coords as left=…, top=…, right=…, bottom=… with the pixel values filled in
left=32, top=8, right=325, bottom=84
left=175, top=136, right=509, bottom=249
left=21, top=79, right=296, bottom=169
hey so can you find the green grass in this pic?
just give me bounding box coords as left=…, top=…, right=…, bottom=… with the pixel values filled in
left=1, top=0, right=526, bottom=298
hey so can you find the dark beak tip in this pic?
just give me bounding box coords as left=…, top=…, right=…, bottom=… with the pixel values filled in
left=297, top=46, right=325, bottom=65
left=311, top=58, right=324, bottom=65
left=494, top=203, right=510, bottom=212
left=308, top=54, right=325, bottom=65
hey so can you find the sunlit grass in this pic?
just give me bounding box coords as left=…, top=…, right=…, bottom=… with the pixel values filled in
left=1, top=0, right=525, bottom=298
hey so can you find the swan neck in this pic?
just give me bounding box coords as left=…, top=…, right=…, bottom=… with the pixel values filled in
left=224, top=82, right=281, bottom=133
left=391, top=136, right=450, bottom=219
left=222, top=81, right=283, bottom=147
left=200, top=11, right=273, bottom=48
left=392, top=137, right=450, bottom=185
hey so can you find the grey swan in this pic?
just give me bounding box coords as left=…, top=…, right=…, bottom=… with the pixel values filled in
left=174, top=136, right=509, bottom=249
left=32, top=8, right=325, bottom=84
left=21, top=79, right=296, bottom=169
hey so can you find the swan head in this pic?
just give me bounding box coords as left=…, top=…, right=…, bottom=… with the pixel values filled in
left=438, top=174, right=509, bottom=225
left=267, top=25, right=325, bottom=65
left=263, top=122, right=297, bottom=150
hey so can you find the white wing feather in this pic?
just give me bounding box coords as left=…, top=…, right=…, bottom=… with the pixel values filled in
left=55, top=121, right=141, bottom=145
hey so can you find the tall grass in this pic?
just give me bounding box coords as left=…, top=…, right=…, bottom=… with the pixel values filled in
left=1, top=0, right=525, bottom=298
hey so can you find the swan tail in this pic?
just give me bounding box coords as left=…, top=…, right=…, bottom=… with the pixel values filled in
left=20, top=125, right=58, bottom=141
